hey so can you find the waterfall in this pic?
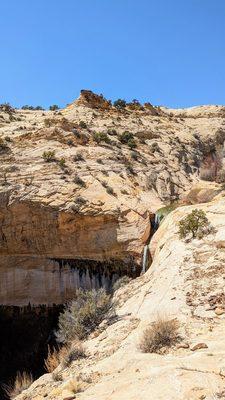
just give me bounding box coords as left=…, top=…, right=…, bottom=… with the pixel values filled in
left=154, top=213, right=160, bottom=231
left=141, top=245, right=149, bottom=274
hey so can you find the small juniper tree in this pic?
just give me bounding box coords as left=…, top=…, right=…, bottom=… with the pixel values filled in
left=113, top=99, right=126, bottom=109
left=49, top=105, right=59, bottom=111
left=178, top=209, right=210, bottom=239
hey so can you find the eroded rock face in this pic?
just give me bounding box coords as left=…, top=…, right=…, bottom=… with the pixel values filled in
left=15, top=199, right=225, bottom=400
left=0, top=92, right=225, bottom=305
left=0, top=192, right=149, bottom=305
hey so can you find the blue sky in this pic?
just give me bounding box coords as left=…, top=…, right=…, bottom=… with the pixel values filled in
left=0, top=0, right=225, bottom=108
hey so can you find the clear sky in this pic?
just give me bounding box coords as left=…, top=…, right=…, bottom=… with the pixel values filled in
left=0, top=0, right=225, bottom=109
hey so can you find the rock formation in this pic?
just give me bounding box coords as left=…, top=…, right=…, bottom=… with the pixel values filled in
left=15, top=197, right=225, bottom=400
left=0, top=91, right=225, bottom=305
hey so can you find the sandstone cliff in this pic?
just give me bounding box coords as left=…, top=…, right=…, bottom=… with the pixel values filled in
left=0, top=92, right=225, bottom=304
left=15, top=197, right=225, bottom=400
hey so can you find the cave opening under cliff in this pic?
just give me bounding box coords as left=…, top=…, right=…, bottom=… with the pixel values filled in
left=0, top=258, right=141, bottom=399
left=0, top=304, right=62, bottom=400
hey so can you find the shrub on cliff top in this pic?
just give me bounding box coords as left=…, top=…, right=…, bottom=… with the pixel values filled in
left=113, top=99, right=126, bottom=109
left=178, top=209, right=211, bottom=239
left=49, top=104, right=59, bottom=111
left=55, top=289, right=112, bottom=343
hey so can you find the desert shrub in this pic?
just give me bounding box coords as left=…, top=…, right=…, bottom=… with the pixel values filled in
left=113, top=276, right=132, bottom=291
left=0, top=102, right=14, bottom=113
left=73, top=152, right=84, bottom=162
left=67, top=139, right=74, bottom=146
left=93, top=131, right=111, bottom=144
left=74, top=196, right=86, bottom=205
left=101, top=180, right=108, bottom=188
left=106, top=186, right=115, bottom=195
left=79, top=121, right=87, bottom=129
left=44, top=345, right=68, bottom=372
left=44, top=118, right=56, bottom=128
left=178, top=209, right=211, bottom=239
left=62, top=343, right=86, bottom=368
left=125, top=162, right=135, bottom=175
left=113, top=99, right=126, bottom=109
left=73, top=175, right=86, bottom=187
left=49, top=105, right=59, bottom=111
left=127, top=138, right=137, bottom=149
left=3, top=372, right=33, bottom=399
left=0, top=138, right=9, bottom=151
left=66, top=379, right=83, bottom=395
left=44, top=342, right=85, bottom=372
left=130, top=151, right=138, bottom=160
left=22, top=105, right=34, bottom=110
left=119, top=131, right=134, bottom=144
left=139, top=318, right=179, bottom=354
left=55, top=289, right=112, bottom=343
left=52, top=371, right=63, bottom=381
left=42, top=150, right=56, bottom=162
left=121, top=189, right=129, bottom=195
left=21, top=105, right=43, bottom=111
left=72, top=128, right=80, bottom=137
left=59, top=157, right=66, bottom=168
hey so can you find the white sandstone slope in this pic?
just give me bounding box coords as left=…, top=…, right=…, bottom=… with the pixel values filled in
left=18, top=197, right=225, bottom=400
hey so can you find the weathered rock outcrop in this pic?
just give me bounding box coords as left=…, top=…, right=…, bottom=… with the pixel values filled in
left=0, top=92, right=225, bottom=305
left=16, top=198, right=225, bottom=400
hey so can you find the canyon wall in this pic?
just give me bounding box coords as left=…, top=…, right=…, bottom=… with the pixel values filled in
left=0, top=91, right=225, bottom=305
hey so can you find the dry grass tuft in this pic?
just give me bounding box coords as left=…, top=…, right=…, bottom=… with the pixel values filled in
left=44, top=345, right=68, bottom=373
left=62, top=342, right=86, bottom=368
left=44, top=342, right=86, bottom=373
left=3, top=372, right=33, bottom=399
left=139, top=318, right=179, bottom=354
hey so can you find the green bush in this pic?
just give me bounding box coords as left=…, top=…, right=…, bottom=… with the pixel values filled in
left=79, top=121, right=87, bottom=129
left=178, top=209, right=211, bottom=239
left=93, top=132, right=111, bottom=144
left=55, top=289, right=112, bottom=343
left=127, top=138, right=137, bottom=149
left=42, top=150, right=56, bottom=162
left=74, top=175, right=86, bottom=187
left=119, top=131, right=134, bottom=144
left=59, top=157, right=66, bottom=168
left=0, top=138, right=9, bottom=151
left=49, top=105, right=59, bottom=111
left=113, top=99, right=126, bottom=109
left=73, top=152, right=84, bottom=162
